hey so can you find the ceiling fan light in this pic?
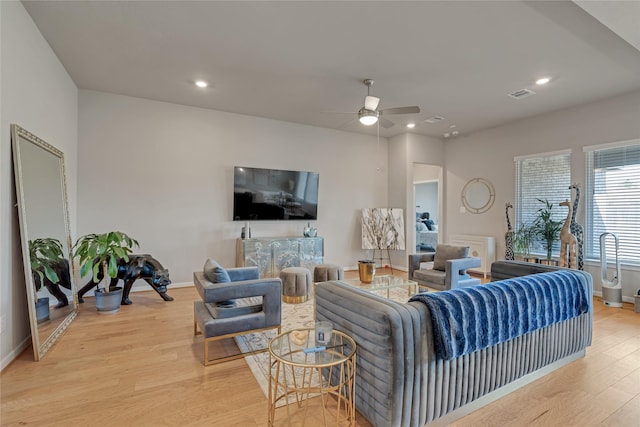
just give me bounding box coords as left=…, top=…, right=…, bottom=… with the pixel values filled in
left=359, top=115, right=378, bottom=126
left=358, top=109, right=379, bottom=126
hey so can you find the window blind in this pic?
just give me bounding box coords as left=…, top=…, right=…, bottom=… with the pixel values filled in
left=585, top=142, right=640, bottom=266
left=515, top=152, right=571, bottom=256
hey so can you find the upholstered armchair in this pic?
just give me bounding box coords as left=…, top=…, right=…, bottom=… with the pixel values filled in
left=193, top=259, right=281, bottom=365
left=408, top=244, right=482, bottom=291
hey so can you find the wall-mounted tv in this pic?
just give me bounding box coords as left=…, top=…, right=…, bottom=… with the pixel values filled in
left=233, top=166, right=319, bottom=221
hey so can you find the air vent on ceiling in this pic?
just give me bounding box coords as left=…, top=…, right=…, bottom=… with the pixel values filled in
left=508, top=88, right=536, bottom=100
left=424, top=116, right=445, bottom=123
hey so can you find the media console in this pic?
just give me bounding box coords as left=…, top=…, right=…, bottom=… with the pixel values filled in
left=236, top=236, right=324, bottom=278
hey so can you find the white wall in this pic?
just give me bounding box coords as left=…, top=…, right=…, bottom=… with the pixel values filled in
left=388, top=133, right=445, bottom=268
left=0, top=0, right=78, bottom=369
left=444, top=89, right=640, bottom=299
left=77, top=90, right=388, bottom=285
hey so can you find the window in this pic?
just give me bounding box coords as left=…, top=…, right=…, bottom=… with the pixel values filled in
left=515, top=151, right=571, bottom=256
left=585, top=140, right=640, bottom=266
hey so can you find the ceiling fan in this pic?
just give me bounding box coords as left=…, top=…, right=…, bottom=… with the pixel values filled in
left=337, top=79, right=420, bottom=128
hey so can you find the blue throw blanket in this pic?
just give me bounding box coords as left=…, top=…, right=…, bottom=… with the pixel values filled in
left=409, top=270, right=590, bottom=360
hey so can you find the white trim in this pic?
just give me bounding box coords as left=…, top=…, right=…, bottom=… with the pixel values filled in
left=82, top=281, right=194, bottom=298
left=584, top=258, right=640, bottom=272
left=514, top=148, right=572, bottom=162
left=345, top=265, right=408, bottom=272
left=592, top=289, right=637, bottom=305
left=583, top=138, right=640, bottom=153
left=1, top=336, right=31, bottom=372
left=129, top=281, right=193, bottom=293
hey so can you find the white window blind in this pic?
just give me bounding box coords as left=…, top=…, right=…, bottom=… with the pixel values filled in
left=515, top=152, right=571, bottom=256
left=585, top=142, right=640, bottom=266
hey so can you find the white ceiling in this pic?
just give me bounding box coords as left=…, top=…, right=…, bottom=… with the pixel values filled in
left=22, top=0, right=640, bottom=139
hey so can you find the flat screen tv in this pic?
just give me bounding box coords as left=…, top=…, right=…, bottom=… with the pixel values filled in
left=233, top=166, right=319, bottom=221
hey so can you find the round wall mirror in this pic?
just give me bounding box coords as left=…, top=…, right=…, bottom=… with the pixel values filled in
left=461, top=178, right=495, bottom=214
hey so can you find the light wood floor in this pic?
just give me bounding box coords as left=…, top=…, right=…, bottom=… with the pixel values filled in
left=1, top=268, right=639, bottom=426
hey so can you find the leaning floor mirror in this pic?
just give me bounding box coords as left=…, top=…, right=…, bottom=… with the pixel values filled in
left=11, top=124, right=78, bottom=361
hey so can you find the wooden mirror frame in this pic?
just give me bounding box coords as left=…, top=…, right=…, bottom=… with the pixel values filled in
left=11, top=124, right=78, bottom=360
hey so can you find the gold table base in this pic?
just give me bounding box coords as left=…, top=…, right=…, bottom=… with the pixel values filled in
left=268, top=329, right=356, bottom=426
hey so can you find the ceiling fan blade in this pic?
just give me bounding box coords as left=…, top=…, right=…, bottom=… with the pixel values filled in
left=320, top=110, right=358, bottom=114
left=380, top=106, right=420, bottom=115
left=336, top=116, right=359, bottom=129
left=379, top=117, right=395, bottom=128
left=364, top=96, right=380, bottom=111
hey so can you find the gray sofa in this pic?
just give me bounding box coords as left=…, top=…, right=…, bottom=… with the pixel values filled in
left=315, top=266, right=593, bottom=427
left=491, top=259, right=564, bottom=281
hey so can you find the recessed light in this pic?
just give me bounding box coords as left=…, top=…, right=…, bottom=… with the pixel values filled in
left=449, top=124, right=457, bottom=129
left=195, top=80, right=208, bottom=88
left=406, top=123, right=416, bottom=129
left=536, top=77, right=550, bottom=85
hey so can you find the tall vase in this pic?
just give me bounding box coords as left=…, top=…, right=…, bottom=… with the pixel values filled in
left=358, top=260, right=375, bottom=283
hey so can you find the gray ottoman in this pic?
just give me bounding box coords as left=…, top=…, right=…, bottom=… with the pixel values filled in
left=313, top=264, right=344, bottom=282
left=280, top=267, right=312, bottom=304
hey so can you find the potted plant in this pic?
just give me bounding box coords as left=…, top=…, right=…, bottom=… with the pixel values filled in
left=532, top=199, right=563, bottom=263
left=73, top=231, right=139, bottom=313
left=28, top=238, right=65, bottom=323
left=513, top=223, right=535, bottom=260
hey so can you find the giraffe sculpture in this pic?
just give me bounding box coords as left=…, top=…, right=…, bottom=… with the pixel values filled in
left=569, top=183, right=585, bottom=270
left=559, top=200, right=577, bottom=269
left=505, top=202, right=515, bottom=260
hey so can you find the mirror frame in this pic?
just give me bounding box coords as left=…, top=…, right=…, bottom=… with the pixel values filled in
left=11, top=124, right=78, bottom=361
left=461, top=177, right=495, bottom=214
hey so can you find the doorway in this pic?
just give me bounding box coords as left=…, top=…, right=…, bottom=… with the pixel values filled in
left=413, top=164, right=442, bottom=253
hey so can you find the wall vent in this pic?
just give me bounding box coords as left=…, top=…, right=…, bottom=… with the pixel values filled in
left=424, top=116, right=445, bottom=123
left=508, top=88, right=536, bottom=99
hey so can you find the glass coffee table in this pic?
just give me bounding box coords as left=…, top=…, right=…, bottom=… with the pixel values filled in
left=340, top=275, right=419, bottom=298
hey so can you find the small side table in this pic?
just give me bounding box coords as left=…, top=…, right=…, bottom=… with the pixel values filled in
left=268, top=328, right=356, bottom=426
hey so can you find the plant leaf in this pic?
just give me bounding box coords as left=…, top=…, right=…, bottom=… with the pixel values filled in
left=108, top=255, right=118, bottom=278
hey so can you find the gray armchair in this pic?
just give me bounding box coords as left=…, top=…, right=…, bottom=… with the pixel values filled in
left=193, top=259, right=281, bottom=365
left=408, top=244, right=481, bottom=291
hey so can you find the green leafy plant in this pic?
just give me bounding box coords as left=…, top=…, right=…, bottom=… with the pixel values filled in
left=513, top=223, right=535, bottom=256
left=72, top=231, right=139, bottom=293
left=29, top=238, right=65, bottom=291
left=532, top=199, right=563, bottom=260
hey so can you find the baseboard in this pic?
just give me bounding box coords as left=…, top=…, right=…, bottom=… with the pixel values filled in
left=81, top=281, right=194, bottom=298
left=1, top=336, right=31, bottom=372
left=345, top=265, right=408, bottom=272
left=130, top=281, right=193, bottom=292
left=592, top=289, right=636, bottom=304
left=426, top=349, right=586, bottom=427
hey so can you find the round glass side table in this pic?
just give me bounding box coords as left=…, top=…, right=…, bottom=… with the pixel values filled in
left=268, top=328, right=356, bottom=426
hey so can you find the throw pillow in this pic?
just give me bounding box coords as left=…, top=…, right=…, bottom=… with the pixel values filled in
left=433, top=244, right=469, bottom=271
left=203, top=258, right=231, bottom=283
left=416, top=222, right=427, bottom=232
